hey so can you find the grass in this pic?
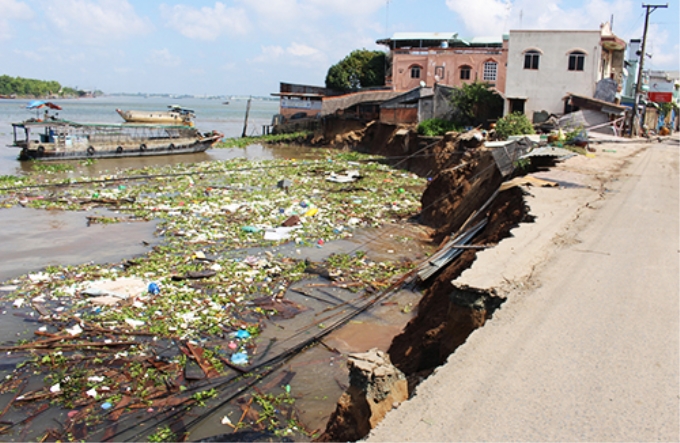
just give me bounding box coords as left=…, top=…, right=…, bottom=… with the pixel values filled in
left=218, top=131, right=312, bottom=148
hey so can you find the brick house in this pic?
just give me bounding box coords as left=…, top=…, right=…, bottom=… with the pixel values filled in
left=376, top=32, right=508, bottom=93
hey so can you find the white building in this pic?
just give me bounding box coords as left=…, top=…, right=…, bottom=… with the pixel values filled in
left=504, top=23, right=626, bottom=119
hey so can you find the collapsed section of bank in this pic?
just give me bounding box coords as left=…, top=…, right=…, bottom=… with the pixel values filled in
left=0, top=124, right=575, bottom=442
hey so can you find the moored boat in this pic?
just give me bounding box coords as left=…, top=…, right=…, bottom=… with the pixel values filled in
left=9, top=119, right=223, bottom=161
left=116, top=105, right=195, bottom=126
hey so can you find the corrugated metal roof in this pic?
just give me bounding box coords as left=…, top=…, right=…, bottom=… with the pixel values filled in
left=469, top=36, right=503, bottom=44
left=520, top=147, right=577, bottom=159
left=390, top=32, right=458, bottom=41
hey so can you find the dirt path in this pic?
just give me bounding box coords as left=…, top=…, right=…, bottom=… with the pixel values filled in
left=368, top=138, right=679, bottom=441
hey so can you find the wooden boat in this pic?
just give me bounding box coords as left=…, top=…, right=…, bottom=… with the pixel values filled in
left=9, top=118, right=223, bottom=161
left=115, top=105, right=195, bottom=126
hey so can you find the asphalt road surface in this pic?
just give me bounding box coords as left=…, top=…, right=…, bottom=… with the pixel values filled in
left=369, top=138, right=679, bottom=442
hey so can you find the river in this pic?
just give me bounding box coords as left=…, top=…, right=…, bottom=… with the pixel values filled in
left=0, top=96, right=318, bottom=283
left=0, top=95, right=281, bottom=176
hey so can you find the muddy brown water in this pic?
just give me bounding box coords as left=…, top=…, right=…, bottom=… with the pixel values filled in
left=0, top=144, right=438, bottom=441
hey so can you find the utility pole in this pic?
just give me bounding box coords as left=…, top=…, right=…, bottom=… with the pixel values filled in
left=631, top=3, right=668, bottom=136
left=241, top=96, right=252, bottom=138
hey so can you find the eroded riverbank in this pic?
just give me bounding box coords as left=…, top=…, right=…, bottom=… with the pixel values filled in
left=0, top=120, right=611, bottom=442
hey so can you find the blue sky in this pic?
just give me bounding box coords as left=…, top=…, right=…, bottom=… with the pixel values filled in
left=0, top=0, right=678, bottom=96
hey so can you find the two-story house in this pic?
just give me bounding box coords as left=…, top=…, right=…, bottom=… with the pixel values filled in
left=376, top=32, right=508, bottom=93
left=504, top=23, right=626, bottom=119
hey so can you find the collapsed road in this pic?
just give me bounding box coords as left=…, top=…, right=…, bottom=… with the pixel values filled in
left=0, top=122, right=676, bottom=442
left=368, top=136, right=679, bottom=441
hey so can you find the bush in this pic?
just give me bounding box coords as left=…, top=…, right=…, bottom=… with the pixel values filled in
left=417, top=118, right=460, bottom=136
left=495, top=112, right=535, bottom=140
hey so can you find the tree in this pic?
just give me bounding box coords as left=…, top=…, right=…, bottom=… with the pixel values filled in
left=325, top=49, right=386, bottom=92
left=449, top=81, right=504, bottom=127
left=495, top=112, right=535, bottom=140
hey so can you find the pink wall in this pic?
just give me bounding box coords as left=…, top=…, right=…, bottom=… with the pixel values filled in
left=389, top=41, right=508, bottom=93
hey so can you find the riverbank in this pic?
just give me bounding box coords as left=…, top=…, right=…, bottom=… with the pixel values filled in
left=0, top=142, right=435, bottom=441
left=368, top=135, right=679, bottom=441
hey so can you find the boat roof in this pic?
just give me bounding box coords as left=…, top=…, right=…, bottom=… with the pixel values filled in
left=12, top=119, right=192, bottom=130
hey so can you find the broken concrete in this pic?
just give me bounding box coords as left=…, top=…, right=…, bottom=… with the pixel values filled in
left=315, top=349, right=407, bottom=442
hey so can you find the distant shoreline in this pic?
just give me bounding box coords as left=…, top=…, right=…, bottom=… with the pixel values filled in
left=0, top=95, right=93, bottom=100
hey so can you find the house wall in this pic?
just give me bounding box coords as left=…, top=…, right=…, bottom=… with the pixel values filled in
left=380, top=106, right=418, bottom=124
left=279, top=97, right=323, bottom=119
left=505, top=30, right=603, bottom=117
left=389, top=42, right=507, bottom=93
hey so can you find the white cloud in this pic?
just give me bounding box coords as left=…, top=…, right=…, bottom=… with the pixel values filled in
left=446, top=0, right=511, bottom=36
left=251, top=45, right=286, bottom=63
left=0, top=0, right=33, bottom=40
left=42, top=0, right=150, bottom=44
left=250, top=42, right=325, bottom=63
left=13, top=48, right=44, bottom=62
left=644, top=25, right=679, bottom=70
left=446, top=0, right=638, bottom=36
left=287, top=42, right=320, bottom=57
left=160, top=2, right=250, bottom=41
left=149, top=48, right=181, bottom=68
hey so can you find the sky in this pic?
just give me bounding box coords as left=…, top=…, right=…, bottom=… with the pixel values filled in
left=0, top=0, right=678, bottom=97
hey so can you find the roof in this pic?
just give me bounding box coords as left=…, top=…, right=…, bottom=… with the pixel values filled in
left=564, top=93, right=627, bottom=115
left=377, top=32, right=503, bottom=47
left=469, top=36, right=504, bottom=45
left=389, top=32, right=458, bottom=41
left=271, top=92, right=324, bottom=99
left=321, top=90, right=403, bottom=115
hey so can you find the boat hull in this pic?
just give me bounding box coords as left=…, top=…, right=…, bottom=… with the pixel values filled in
left=10, top=119, right=222, bottom=161
left=116, top=109, right=194, bottom=126
left=18, top=138, right=218, bottom=161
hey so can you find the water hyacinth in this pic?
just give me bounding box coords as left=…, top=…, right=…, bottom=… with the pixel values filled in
left=0, top=149, right=428, bottom=439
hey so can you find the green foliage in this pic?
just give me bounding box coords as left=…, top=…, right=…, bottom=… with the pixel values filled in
left=0, top=75, right=91, bottom=97
left=449, top=81, right=504, bottom=127
left=218, top=132, right=311, bottom=148
left=148, top=426, right=176, bottom=442
left=494, top=112, right=535, bottom=140
left=417, top=118, right=460, bottom=136
left=325, top=49, right=386, bottom=91
left=658, top=101, right=679, bottom=117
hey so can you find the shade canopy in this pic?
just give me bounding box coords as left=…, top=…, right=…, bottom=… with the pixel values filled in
left=26, top=100, right=62, bottom=110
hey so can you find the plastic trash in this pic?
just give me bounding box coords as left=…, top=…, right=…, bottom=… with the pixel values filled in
left=101, top=402, right=112, bottom=410
left=235, top=329, right=251, bottom=339
left=148, top=282, right=160, bottom=295
left=304, top=207, right=318, bottom=217
left=241, top=226, right=261, bottom=233
left=125, top=318, right=145, bottom=328
left=230, top=352, right=248, bottom=365
left=282, top=215, right=301, bottom=227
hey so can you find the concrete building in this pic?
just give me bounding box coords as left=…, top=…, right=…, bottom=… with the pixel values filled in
left=504, top=23, right=626, bottom=119
left=376, top=32, right=508, bottom=93
left=271, top=82, right=331, bottom=120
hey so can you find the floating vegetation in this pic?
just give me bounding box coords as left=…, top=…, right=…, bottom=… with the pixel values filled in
left=0, top=151, right=427, bottom=441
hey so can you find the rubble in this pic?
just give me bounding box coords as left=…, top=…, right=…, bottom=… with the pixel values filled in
left=315, top=349, right=407, bottom=442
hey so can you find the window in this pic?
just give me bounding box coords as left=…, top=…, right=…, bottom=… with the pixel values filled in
left=483, top=61, right=497, bottom=81
left=460, top=65, right=471, bottom=80
left=568, top=51, right=585, bottom=71
left=435, top=66, right=445, bottom=81
left=410, top=65, right=421, bottom=78
left=524, top=50, right=540, bottom=70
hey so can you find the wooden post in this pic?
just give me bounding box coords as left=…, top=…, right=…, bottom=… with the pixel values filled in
left=241, top=96, right=252, bottom=138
